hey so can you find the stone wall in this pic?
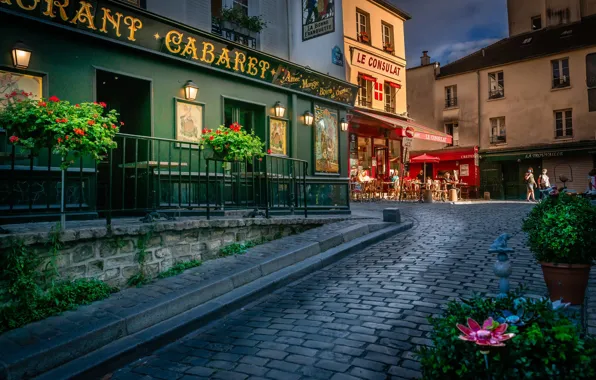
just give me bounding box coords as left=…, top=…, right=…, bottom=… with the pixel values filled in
left=1, top=218, right=333, bottom=289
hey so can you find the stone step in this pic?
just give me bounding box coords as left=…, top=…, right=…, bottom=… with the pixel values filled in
left=0, top=219, right=412, bottom=380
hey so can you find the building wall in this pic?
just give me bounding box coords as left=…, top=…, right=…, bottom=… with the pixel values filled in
left=146, top=0, right=212, bottom=32
left=406, top=64, right=439, bottom=151
left=288, top=0, right=346, bottom=80
left=507, top=0, right=596, bottom=36
left=343, top=0, right=408, bottom=115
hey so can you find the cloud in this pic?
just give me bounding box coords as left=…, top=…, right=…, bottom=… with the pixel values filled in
left=433, top=38, right=501, bottom=64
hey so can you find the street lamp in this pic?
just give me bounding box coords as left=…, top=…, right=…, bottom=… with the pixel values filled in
left=340, top=118, right=348, bottom=131
left=303, top=111, right=314, bottom=126
left=12, top=41, right=32, bottom=69
left=273, top=101, right=286, bottom=118
left=184, top=80, right=199, bottom=100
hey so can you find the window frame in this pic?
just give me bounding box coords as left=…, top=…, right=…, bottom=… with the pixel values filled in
left=445, top=122, right=459, bottom=147
left=233, top=0, right=248, bottom=16
left=554, top=109, right=573, bottom=138
left=551, top=58, right=570, bottom=88
left=445, top=85, right=458, bottom=108
left=488, top=71, right=505, bottom=99
left=489, top=117, right=506, bottom=144
left=531, top=15, right=542, bottom=30
left=356, top=9, right=371, bottom=44
left=357, top=76, right=373, bottom=108
left=384, top=82, right=396, bottom=113
left=381, top=22, right=394, bottom=53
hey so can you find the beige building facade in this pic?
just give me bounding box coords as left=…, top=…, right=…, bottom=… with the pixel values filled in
left=407, top=6, right=596, bottom=199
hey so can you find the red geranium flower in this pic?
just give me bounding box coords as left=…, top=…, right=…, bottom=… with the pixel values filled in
left=267, top=149, right=272, bottom=154
left=216, top=130, right=221, bottom=135
left=209, top=136, right=214, bottom=141
left=120, top=121, right=125, bottom=126
left=225, top=132, right=229, bottom=135
left=65, top=135, right=69, bottom=140
left=111, top=124, right=116, bottom=129
left=208, top=129, right=212, bottom=133
left=48, top=95, right=60, bottom=102
left=88, top=120, right=95, bottom=126
left=38, top=101, right=47, bottom=107
left=9, top=135, right=19, bottom=144
left=202, top=129, right=207, bottom=134
left=99, top=102, right=107, bottom=108
left=75, top=104, right=80, bottom=108
left=57, top=137, right=63, bottom=143
left=74, top=128, right=85, bottom=136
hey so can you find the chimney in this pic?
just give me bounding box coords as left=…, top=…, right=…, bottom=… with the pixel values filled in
left=421, top=51, right=431, bottom=66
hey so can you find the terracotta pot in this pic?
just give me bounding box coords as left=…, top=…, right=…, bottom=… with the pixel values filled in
left=540, top=262, right=591, bottom=305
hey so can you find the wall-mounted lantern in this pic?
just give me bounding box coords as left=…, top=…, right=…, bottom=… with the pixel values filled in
left=303, top=111, right=314, bottom=126
left=184, top=80, right=199, bottom=100
left=12, top=41, right=32, bottom=69
left=340, top=118, right=348, bottom=131
left=273, top=101, right=286, bottom=118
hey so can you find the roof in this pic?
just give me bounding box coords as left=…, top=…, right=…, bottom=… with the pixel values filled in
left=438, top=15, right=596, bottom=78
left=371, top=0, right=412, bottom=20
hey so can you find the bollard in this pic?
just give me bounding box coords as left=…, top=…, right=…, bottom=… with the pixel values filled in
left=383, top=208, right=401, bottom=223
left=484, top=191, right=491, bottom=200
left=489, top=233, right=513, bottom=298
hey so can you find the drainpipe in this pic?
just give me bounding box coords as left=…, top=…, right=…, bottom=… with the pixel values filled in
left=477, top=70, right=481, bottom=148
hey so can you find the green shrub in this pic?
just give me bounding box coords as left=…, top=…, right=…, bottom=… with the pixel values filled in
left=158, top=260, right=202, bottom=279
left=418, top=293, right=596, bottom=379
left=522, top=195, right=596, bottom=264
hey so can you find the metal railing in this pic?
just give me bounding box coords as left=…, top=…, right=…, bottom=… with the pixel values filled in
left=489, top=89, right=504, bottom=99
left=445, top=97, right=458, bottom=108
left=552, top=77, right=570, bottom=88
left=356, top=98, right=372, bottom=108
left=490, top=135, right=506, bottom=144
left=0, top=133, right=308, bottom=226
left=384, top=104, right=395, bottom=113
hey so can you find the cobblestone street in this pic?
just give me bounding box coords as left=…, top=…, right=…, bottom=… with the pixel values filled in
left=111, top=203, right=547, bottom=380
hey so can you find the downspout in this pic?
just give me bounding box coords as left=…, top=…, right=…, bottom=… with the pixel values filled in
left=477, top=70, right=481, bottom=148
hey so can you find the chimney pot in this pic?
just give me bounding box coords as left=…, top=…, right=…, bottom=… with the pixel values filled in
left=421, top=51, right=431, bottom=66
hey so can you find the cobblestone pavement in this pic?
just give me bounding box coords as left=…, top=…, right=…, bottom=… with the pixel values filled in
left=111, top=203, right=549, bottom=380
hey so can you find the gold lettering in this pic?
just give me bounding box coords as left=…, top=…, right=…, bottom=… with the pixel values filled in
left=165, top=30, right=183, bottom=54
left=70, top=1, right=96, bottom=30
left=123, top=15, right=142, bottom=41
left=247, top=57, right=258, bottom=76
left=233, top=51, right=246, bottom=73
left=43, top=0, right=69, bottom=20
left=258, top=60, right=270, bottom=79
left=215, top=48, right=231, bottom=68
left=16, top=0, right=39, bottom=10
left=181, top=37, right=199, bottom=60
left=99, top=7, right=122, bottom=37
left=200, top=42, right=215, bottom=64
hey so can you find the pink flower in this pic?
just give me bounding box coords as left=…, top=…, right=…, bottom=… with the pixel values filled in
left=48, top=95, right=60, bottom=102
left=457, top=318, right=515, bottom=347
left=9, top=135, right=19, bottom=144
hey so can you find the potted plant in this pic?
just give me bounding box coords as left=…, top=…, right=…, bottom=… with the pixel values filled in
left=218, top=7, right=267, bottom=38
left=383, top=43, right=394, bottom=53
left=0, top=92, right=120, bottom=169
left=522, top=195, right=596, bottom=304
left=359, top=31, right=370, bottom=43
left=200, top=122, right=267, bottom=161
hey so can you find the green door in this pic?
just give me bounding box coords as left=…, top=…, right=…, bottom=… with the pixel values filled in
left=502, top=162, right=520, bottom=199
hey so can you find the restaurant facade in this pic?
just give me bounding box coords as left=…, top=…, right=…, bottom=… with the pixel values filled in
left=0, top=0, right=359, bottom=217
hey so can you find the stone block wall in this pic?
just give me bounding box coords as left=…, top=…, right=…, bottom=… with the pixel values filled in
left=0, top=219, right=329, bottom=289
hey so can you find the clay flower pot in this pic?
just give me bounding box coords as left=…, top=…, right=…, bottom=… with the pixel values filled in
left=540, top=262, right=591, bottom=305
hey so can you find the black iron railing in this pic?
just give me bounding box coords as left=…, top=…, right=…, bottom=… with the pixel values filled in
left=0, top=133, right=308, bottom=226
left=489, top=89, right=504, bottom=99
left=445, top=97, right=458, bottom=108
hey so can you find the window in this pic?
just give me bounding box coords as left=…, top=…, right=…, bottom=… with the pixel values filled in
left=488, top=72, right=504, bottom=99
left=357, top=76, right=372, bottom=107
left=490, top=117, right=506, bottom=144
left=233, top=0, right=248, bottom=16
left=587, top=53, right=596, bottom=111
left=374, top=81, right=383, bottom=102
left=384, top=82, right=396, bottom=113
left=445, top=85, right=457, bottom=108
left=554, top=110, right=573, bottom=138
left=551, top=58, right=570, bottom=88
left=532, top=15, right=542, bottom=30
left=356, top=10, right=370, bottom=44
left=382, top=22, right=394, bottom=53
left=445, top=123, right=459, bottom=147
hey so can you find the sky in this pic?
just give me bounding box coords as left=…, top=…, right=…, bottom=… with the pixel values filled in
left=392, top=0, right=509, bottom=67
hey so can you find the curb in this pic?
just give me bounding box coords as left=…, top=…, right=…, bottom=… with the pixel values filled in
left=33, top=221, right=413, bottom=380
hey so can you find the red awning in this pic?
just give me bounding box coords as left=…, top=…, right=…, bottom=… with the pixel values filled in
left=358, top=73, right=377, bottom=82
left=387, top=81, right=402, bottom=89
left=353, top=109, right=453, bottom=144
left=410, top=154, right=440, bottom=163
left=410, top=146, right=478, bottom=162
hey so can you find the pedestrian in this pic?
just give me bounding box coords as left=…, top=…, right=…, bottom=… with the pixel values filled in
left=585, top=168, right=596, bottom=198
left=524, top=167, right=537, bottom=202
left=537, top=168, right=551, bottom=200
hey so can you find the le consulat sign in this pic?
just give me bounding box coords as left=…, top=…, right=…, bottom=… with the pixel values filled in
left=0, top=0, right=357, bottom=105
left=350, top=47, right=403, bottom=82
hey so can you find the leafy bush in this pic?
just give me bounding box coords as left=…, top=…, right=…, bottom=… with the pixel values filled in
left=522, top=195, right=596, bottom=264
left=158, top=260, right=203, bottom=279
left=418, top=293, right=596, bottom=379
left=201, top=123, right=265, bottom=162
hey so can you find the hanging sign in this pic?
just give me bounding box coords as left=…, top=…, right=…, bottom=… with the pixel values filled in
left=302, top=0, right=335, bottom=41
left=402, top=137, right=412, bottom=148
left=351, top=47, right=403, bottom=81
left=0, top=0, right=357, bottom=105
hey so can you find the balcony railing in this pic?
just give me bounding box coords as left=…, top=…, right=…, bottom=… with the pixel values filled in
left=356, top=98, right=372, bottom=108
left=490, top=135, right=507, bottom=144
left=489, top=89, right=504, bottom=99
left=552, top=76, right=570, bottom=88
left=384, top=104, right=395, bottom=113
left=445, top=97, right=458, bottom=108
left=0, top=133, right=309, bottom=226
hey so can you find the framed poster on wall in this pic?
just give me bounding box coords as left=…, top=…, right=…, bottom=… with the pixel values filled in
left=0, top=70, right=42, bottom=109
left=268, top=117, right=288, bottom=156
left=174, top=98, right=204, bottom=147
left=302, top=0, right=335, bottom=41
left=460, top=164, right=470, bottom=177
left=314, top=105, right=339, bottom=175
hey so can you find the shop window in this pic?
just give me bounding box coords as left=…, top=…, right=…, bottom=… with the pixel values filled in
left=384, top=82, right=396, bottom=113
left=356, top=9, right=371, bottom=44
left=224, top=98, right=265, bottom=135
left=233, top=0, right=249, bottom=16
left=554, top=109, right=573, bottom=138
left=445, top=123, right=459, bottom=147
left=551, top=58, right=570, bottom=88
left=382, top=22, right=394, bottom=53
left=488, top=71, right=504, bottom=99
left=490, top=117, right=506, bottom=144
left=445, top=85, right=457, bottom=108
left=357, top=76, right=372, bottom=107
left=532, top=15, right=542, bottom=30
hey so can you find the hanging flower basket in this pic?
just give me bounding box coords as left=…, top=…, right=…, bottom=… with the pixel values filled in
left=200, top=123, right=266, bottom=162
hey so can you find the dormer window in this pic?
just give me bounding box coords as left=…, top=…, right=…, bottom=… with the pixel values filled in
left=531, top=15, right=542, bottom=30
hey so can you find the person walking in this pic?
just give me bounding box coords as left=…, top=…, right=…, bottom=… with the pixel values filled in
left=524, top=167, right=537, bottom=202
left=537, top=168, right=551, bottom=200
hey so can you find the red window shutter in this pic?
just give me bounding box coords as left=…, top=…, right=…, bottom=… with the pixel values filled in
left=374, top=82, right=383, bottom=101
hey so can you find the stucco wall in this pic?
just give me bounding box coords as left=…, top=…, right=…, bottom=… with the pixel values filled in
left=507, top=0, right=587, bottom=36
left=406, top=65, right=441, bottom=152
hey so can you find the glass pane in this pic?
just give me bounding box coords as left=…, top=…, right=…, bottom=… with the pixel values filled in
left=589, top=88, right=596, bottom=111
left=562, top=60, right=570, bottom=77
left=587, top=54, right=596, bottom=88
left=552, top=61, right=560, bottom=79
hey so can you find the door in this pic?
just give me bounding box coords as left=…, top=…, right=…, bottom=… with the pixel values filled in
left=502, top=162, right=520, bottom=199
left=374, top=147, right=388, bottom=179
